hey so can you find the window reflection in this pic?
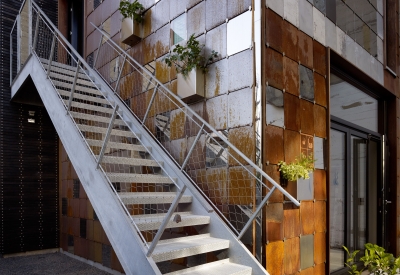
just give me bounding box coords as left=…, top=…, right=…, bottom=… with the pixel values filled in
left=171, top=13, right=186, bottom=45
left=330, top=73, right=378, bottom=132
left=266, top=86, right=284, bottom=128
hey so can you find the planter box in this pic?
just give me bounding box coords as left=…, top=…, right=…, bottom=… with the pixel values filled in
left=177, top=68, right=205, bottom=104
left=284, top=172, right=314, bottom=201
left=121, top=18, right=143, bottom=46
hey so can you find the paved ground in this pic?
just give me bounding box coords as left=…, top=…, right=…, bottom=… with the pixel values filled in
left=0, top=252, right=111, bottom=275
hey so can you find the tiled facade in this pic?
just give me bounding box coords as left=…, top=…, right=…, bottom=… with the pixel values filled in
left=61, top=0, right=399, bottom=274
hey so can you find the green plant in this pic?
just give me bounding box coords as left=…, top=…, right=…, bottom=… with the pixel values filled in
left=164, top=34, right=218, bottom=77
left=278, top=154, right=315, bottom=181
left=343, top=244, right=400, bottom=275
left=119, top=0, right=144, bottom=23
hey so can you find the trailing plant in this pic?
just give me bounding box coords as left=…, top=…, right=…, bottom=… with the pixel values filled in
left=119, top=0, right=144, bottom=23
left=164, top=34, right=218, bottom=77
left=278, top=154, right=315, bottom=182
left=343, top=244, right=400, bottom=275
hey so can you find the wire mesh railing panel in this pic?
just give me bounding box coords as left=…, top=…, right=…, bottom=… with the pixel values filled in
left=13, top=2, right=192, bottom=250
left=89, top=26, right=296, bottom=241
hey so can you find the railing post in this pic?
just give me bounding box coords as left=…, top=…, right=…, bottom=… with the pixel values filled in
left=93, top=33, right=103, bottom=69
left=237, top=185, right=277, bottom=240
left=97, top=105, right=119, bottom=168
left=10, top=34, right=12, bottom=86
left=142, top=84, right=159, bottom=123
left=181, top=124, right=205, bottom=171
left=146, top=184, right=186, bottom=257
left=114, top=55, right=126, bottom=93
left=47, top=34, right=57, bottom=77
left=66, top=60, right=81, bottom=113
left=32, top=13, right=40, bottom=52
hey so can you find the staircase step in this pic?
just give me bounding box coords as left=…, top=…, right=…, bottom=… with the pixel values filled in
left=44, top=62, right=88, bottom=79
left=132, top=212, right=210, bottom=231
left=77, top=124, right=137, bottom=138
left=151, top=234, right=229, bottom=263
left=64, top=100, right=113, bottom=114
left=164, top=259, right=252, bottom=275
left=58, top=90, right=108, bottom=105
left=107, top=173, right=174, bottom=184
left=40, top=58, right=84, bottom=73
left=53, top=80, right=103, bottom=96
left=71, top=112, right=126, bottom=126
left=118, top=192, right=192, bottom=204
left=99, top=156, right=161, bottom=167
left=86, top=139, right=149, bottom=152
left=50, top=71, right=96, bottom=88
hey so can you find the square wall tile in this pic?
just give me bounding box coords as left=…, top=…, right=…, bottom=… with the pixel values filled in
left=314, top=72, right=327, bottom=107
left=314, top=105, right=327, bottom=138
left=228, top=87, right=253, bottom=128
left=265, top=47, right=284, bottom=90
left=284, top=0, right=299, bottom=27
left=299, top=0, right=313, bottom=37
left=264, top=125, right=284, bottom=165
left=314, top=169, right=327, bottom=200
left=300, top=99, right=314, bottom=135
left=284, top=129, right=301, bottom=163
left=298, top=31, right=313, bottom=69
left=313, top=40, right=327, bottom=76
left=266, top=8, right=283, bottom=53
left=266, top=241, right=284, bottom=275
left=300, top=65, right=314, bottom=101
left=300, top=234, right=314, bottom=269
left=284, top=208, right=300, bottom=238
left=187, top=2, right=205, bottom=37
left=266, top=0, right=284, bottom=17
left=228, top=0, right=252, bottom=19
left=300, top=201, right=314, bottom=234
left=266, top=86, right=285, bottom=127
left=314, top=137, right=324, bottom=169
left=206, top=58, right=228, bottom=98
left=313, top=7, right=326, bottom=45
left=227, top=11, right=252, bottom=56
left=283, top=56, right=300, bottom=95
left=284, top=93, right=301, bottom=131
left=283, top=20, right=299, bottom=61
left=284, top=237, right=300, bottom=274
left=325, top=17, right=337, bottom=51
left=314, top=232, right=326, bottom=264
left=228, top=49, right=253, bottom=91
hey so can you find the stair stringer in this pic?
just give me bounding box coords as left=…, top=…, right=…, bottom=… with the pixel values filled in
left=86, top=69, right=269, bottom=273
left=11, top=55, right=161, bottom=275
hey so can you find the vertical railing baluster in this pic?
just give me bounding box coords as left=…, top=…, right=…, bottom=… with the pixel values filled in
left=66, top=60, right=81, bottom=113
left=181, top=124, right=205, bottom=171
left=93, top=33, right=103, bottom=69
left=46, top=34, right=57, bottom=77
left=237, top=185, right=277, bottom=240
left=142, top=84, right=159, bottom=124
left=97, top=105, right=119, bottom=168
left=146, top=184, right=187, bottom=257
left=114, top=55, right=126, bottom=93
left=32, top=13, right=40, bottom=52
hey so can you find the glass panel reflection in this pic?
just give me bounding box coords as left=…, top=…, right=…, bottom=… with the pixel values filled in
left=314, top=0, right=326, bottom=14
left=171, top=13, right=186, bottom=45
left=299, top=65, right=314, bottom=101
left=266, top=86, right=284, bottom=128
left=330, top=73, right=378, bottom=132
left=329, top=129, right=346, bottom=272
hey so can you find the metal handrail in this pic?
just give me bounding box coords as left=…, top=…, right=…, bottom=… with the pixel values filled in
left=24, top=2, right=184, bottom=251
left=90, top=23, right=301, bottom=211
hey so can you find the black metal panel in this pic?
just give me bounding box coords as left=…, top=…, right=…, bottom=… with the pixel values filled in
left=0, top=0, right=59, bottom=255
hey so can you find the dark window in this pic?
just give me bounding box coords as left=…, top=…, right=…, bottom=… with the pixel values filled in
left=80, top=219, right=86, bottom=238
left=73, top=179, right=80, bottom=198
left=62, top=198, right=68, bottom=215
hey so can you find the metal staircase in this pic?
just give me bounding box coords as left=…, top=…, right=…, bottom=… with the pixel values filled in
left=10, top=1, right=300, bottom=274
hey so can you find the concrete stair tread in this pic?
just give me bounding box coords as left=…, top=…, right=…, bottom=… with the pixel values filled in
left=98, top=155, right=161, bottom=167
left=44, top=61, right=88, bottom=79
left=132, top=212, right=210, bottom=231
left=107, top=173, right=173, bottom=183
left=70, top=112, right=126, bottom=126
left=86, top=139, right=149, bottom=152
left=49, top=71, right=96, bottom=88
left=64, top=100, right=113, bottom=114
left=52, top=80, right=102, bottom=96
left=164, top=259, right=252, bottom=275
left=77, top=124, right=137, bottom=138
left=151, top=234, right=229, bottom=263
left=118, top=192, right=192, bottom=204
left=40, top=58, right=84, bottom=72
left=59, top=90, right=108, bottom=105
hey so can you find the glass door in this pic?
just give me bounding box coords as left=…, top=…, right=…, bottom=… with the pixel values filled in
left=329, top=124, right=382, bottom=274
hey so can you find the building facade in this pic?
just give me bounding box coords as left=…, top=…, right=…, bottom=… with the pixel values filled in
left=1, top=0, right=399, bottom=274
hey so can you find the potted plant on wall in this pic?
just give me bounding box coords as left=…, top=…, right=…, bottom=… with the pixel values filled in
left=343, top=244, right=400, bottom=274
left=278, top=154, right=315, bottom=200
left=164, top=34, right=218, bottom=103
left=119, top=0, right=145, bottom=46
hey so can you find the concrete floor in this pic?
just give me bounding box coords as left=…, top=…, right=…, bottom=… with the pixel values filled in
left=0, top=252, right=111, bottom=275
